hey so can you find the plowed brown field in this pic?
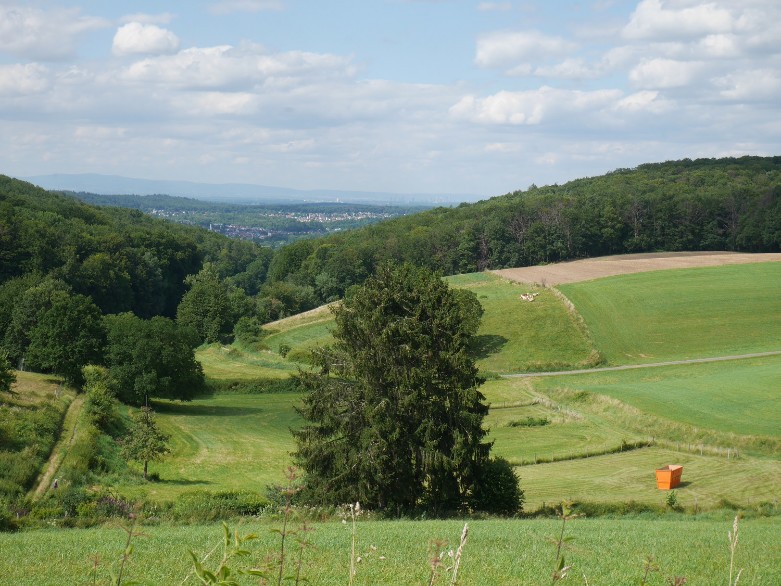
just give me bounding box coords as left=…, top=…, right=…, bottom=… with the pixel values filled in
left=491, top=251, right=781, bottom=286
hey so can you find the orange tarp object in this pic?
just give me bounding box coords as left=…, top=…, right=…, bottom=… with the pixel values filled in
left=655, top=465, right=683, bottom=490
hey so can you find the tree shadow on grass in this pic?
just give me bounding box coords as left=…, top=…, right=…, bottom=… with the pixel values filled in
left=470, top=334, right=509, bottom=360
left=151, top=402, right=265, bottom=417
left=156, top=478, right=212, bottom=486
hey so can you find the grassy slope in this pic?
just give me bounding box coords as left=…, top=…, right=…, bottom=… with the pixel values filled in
left=534, top=354, right=781, bottom=438
left=1, top=372, right=73, bottom=498
left=246, top=272, right=599, bottom=376
left=116, top=393, right=302, bottom=501
left=558, top=262, right=781, bottom=364
left=519, top=447, right=781, bottom=510
left=2, top=517, right=779, bottom=585
left=446, top=273, right=597, bottom=373
left=197, top=344, right=298, bottom=381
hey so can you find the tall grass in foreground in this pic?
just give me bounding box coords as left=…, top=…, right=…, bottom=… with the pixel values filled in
left=1, top=514, right=777, bottom=584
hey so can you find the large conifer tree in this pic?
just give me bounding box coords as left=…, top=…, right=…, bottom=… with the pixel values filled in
left=293, top=263, right=490, bottom=514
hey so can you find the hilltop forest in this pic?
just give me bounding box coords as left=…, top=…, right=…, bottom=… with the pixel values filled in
left=1, top=156, right=780, bottom=388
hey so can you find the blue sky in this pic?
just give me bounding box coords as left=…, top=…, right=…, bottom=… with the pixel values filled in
left=1, top=0, right=779, bottom=198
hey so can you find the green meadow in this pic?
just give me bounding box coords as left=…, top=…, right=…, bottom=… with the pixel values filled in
left=534, top=354, right=781, bottom=439
left=252, top=272, right=601, bottom=376
left=447, top=273, right=599, bottom=373
left=115, top=393, right=303, bottom=501
left=1, top=517, right=779, bottom=585
left=558, top=262, right=781, bottom=364
left=108, top=262, right=781, bottom=510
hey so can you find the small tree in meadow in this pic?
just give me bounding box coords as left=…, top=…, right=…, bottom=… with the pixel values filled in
left=0, top=353, right=15, bottom=393
left=82, top=365, right=118, bottom=431
left=120, top=406, right=170, bottom=480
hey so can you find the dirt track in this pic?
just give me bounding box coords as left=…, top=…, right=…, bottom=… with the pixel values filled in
left=491, top=251, right=781, bottom=286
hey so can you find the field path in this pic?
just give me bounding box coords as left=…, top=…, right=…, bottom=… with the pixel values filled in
left=30, top=393, right=86, bottom=499
left=502, top=350, right=781, bottom=378
left=492, top=251, right=781, bottom=285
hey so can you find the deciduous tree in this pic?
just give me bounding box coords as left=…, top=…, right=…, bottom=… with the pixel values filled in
left=104, top=313, right=205, bottom=405
left=120, top=406, right=170, bottom=480
left=0, top=353, right=15, bottom=393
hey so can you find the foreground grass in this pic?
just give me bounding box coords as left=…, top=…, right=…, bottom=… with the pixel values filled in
left=1, top=516, right=778, bottom=584
left=559, top=262, right=781, bottom=365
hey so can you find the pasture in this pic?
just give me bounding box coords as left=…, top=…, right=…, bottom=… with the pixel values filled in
left=534, top=354, right=781, bottom=439
left=558, top=262, right=781, bottom=364
left=446, top=273, right=598, bottom=373
left=1, top=516, right=779, bottom=585
left=247, top=272, right=601, bottom=377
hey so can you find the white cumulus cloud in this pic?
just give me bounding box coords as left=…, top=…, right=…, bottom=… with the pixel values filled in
left=113, top=22, right=180, bottom=57
left=475, top=30, right=577, bottom=70
left=0, top=63, right=50, bottom=96
left=449, top=87, right=621, bottom=125
left=623, top=0, right=734, bottom=41
left=629, top=58, right=703, bottom=89
left=123, top=44, right=355, bottom=90
left=0, top=5, right=108, bottom=60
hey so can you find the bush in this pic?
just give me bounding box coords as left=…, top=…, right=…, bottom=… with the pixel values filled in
left=471, top=457, right=524, bottom=516
left=507, top=417, right=550, bottom=428
left=171, top=490, right=269, bottom=522
left=233, top=316, right=270, bottom=350
left=0, top=498, right=17, bottom=531
left=205, top=377, right=302, bottom=395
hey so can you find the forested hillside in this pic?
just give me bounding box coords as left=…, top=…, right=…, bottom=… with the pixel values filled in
left=271, top=156, right=781, bottom=284
left=0, top=176, right=272, bottom=390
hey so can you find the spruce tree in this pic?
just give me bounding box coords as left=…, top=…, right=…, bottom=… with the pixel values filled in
left=293, top=263, right=491, bottom=514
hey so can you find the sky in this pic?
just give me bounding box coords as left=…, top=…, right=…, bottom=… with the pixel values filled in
left=1, top=0, right=780, bottom=199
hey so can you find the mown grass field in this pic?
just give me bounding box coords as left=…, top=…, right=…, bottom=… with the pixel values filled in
left=1, top=516, right=779, bottom=585
left=145, top=262, right=781, bottom=508
left=196, top=344, right=298, bottom=381
left=558, top=262, right=781, bottom=364
left=115, top=393, right=302, bottom=501
left=534, top=354, right=781, bottom=438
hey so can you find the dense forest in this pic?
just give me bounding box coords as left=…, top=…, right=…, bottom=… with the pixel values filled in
left=1, top=156, right=780, bottom=389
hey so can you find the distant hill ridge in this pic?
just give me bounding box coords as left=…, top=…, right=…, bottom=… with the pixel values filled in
left=21, top=173, right=484, bottom=206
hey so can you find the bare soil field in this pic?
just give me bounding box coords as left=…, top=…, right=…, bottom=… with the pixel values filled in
left=491, top=251, right=781, bottom=286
